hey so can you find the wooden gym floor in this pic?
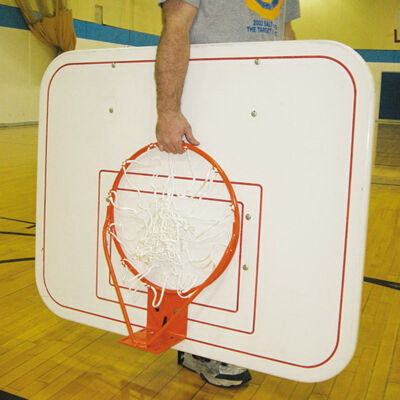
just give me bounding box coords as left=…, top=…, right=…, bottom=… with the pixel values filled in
left=0, top=125, right=399, bottom=400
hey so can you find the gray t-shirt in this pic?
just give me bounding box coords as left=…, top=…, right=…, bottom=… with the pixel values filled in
left=158, top=0, right=300, bottom=44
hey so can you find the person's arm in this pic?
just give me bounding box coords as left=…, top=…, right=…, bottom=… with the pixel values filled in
left=283, top=0, right=299, bottom=40
left=155, top=0, right=199, bottom=154
left=284, top=22, right=296, bottom=40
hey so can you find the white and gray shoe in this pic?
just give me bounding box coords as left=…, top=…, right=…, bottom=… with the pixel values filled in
left=178, top=351, right=252, bottom=388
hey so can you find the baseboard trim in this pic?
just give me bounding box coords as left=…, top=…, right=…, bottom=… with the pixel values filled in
left=0, top=121, right=38, bottom=128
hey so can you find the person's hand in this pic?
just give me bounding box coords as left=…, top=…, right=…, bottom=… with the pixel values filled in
left=156, top=111, right=200, bottom=154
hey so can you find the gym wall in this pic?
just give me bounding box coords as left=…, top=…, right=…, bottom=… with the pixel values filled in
left=0, top=0, right=161, bottom=125
left=293, top=0, right=400, bottom=122
left=0, top=0, right=399, bottom=124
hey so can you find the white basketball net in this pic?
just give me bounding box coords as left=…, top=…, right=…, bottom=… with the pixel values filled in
left=107, top=145, right=236, bottom=304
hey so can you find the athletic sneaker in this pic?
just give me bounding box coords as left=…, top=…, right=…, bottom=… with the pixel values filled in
left=177, top=351, right=252, bottom=388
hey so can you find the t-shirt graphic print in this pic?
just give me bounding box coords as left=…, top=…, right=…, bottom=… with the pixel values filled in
left=245, top=0, right=285, bottom=20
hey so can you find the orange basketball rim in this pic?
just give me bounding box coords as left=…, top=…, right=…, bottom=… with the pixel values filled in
left=102, top=143, right=240, bottom=354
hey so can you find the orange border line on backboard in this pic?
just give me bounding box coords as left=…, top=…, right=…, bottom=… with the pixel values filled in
left=95, top=169, right=260, bottom=335
left=41, top=54, right=356, bottom=368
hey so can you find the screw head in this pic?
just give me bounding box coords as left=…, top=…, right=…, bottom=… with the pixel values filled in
left=242, top=265, right=249, bottom=271
left=245, top=213, right=252, bottom=220
left=251, top=110, right=257, bottom=117
left=111, top=63, right=116, bottom=68
left=109, top=107, right=114, bottom=113
left=255, top=59, right=260, bottom=65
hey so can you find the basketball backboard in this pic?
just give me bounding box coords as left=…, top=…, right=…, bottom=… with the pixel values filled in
left=36, top=40, right=374, bottom=382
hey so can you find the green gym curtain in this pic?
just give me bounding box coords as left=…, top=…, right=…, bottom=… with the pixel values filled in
left=15, top=0, right=76, bottom=52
